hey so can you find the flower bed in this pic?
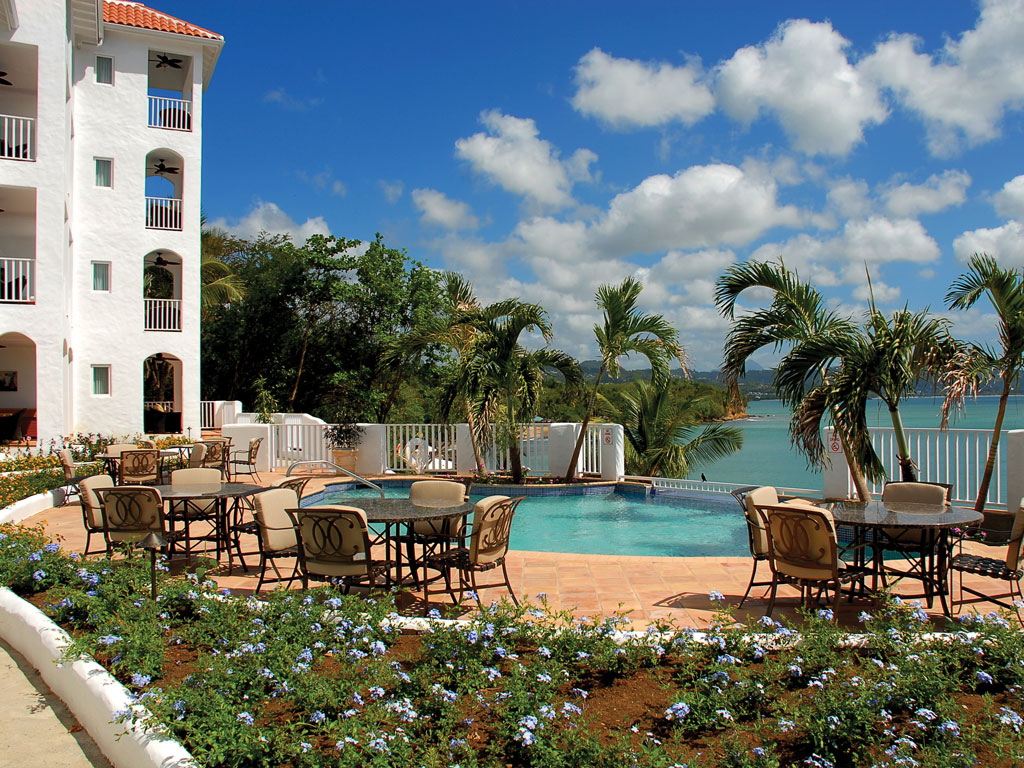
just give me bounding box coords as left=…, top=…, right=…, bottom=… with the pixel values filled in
left=1, top=524, right=1024, bottom=767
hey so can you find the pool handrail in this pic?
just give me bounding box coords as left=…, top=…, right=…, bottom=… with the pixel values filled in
left=284, top=460, right=385, bottom=498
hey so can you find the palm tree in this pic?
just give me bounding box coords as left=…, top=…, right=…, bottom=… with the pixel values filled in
left=453, top=300, right=583, bottom=483
left=200, top=218, right=244, bottom=321
left=600, top=379, right=743, bottom=477
left=787, top=303, right=953, bottom=483
left=943, top=254, right=1024, bottom=512
left=386, top=272, right=489, bottom=472
left=563, top=277, right=685, bottom=482
left=715, top=261, right=874, bottom=500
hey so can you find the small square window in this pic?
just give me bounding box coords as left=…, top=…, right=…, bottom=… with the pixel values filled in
left=96, top=56, right=113, bottom=85
left=95, top=158, right=112, bottom=187
left=92, top=365, right=110, bottom=396
left=92, top=262, right=110, bottom=291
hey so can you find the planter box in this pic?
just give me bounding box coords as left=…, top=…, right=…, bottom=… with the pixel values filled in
left=331, top=449, right=359, bottom=473
left=979, top=507, right=1015, bottom=545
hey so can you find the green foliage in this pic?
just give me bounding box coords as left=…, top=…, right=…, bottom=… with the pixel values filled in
left=252, top=376, right=279, bottom=424
left=201, top=232, right=444, bottom=424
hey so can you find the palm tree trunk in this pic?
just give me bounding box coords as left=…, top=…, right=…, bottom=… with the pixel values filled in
left=464, top=398, right=486, bottom=474
left=563, top=365, right=605, bottom=482
left=289, top=325, right=310, bottom=410
left=975, top=374, right=1012, bottom=513
left=889, top=405, right=917, bottom=482
left=836, top=422, right=872, bottom=502
left=510, top=431, right=524, bottom=484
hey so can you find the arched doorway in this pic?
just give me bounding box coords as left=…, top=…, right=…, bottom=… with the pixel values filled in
left=144, top=149, right=184, bottom=230
left=0, top=332, right=36, bottom=442
left=143, top=352, right=182, bottom=434
left=143, top=249, right=182, bottom=331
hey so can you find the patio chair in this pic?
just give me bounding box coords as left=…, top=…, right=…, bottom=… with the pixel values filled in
left=422, top=495, right=525, bottom=609
left=879, top=481, right=950, bottom=600
left=97, top=486, right=176, bottom=556
left=138, top=439, right=157, bottom=449
left=278, top=476, right=311, bottom=499
left=246, top=487, right=301, bottom=591
left=166, top=468, right=222, bottom=557
left=394, top=480, right=468, bottom=585
left=761, top=501, right=864, bottom=617
left=951, top=502, right=1024, bottom=626
left=104, top=443, right=138, bottom=457
left=58, top=448, right=90, bottom=506
left=229, top=437, right=264, bottom=482
left=79, top=474, right=114, bottom=557
left=187, top=442, right=207, bottom=468
left=199, top=440, right=229, bottom=479
left=118, top=449, right=160, bottom=485
left=287, top=506, right=389, bottom=592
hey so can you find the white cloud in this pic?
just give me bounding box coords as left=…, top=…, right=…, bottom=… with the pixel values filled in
left=378, top=180, right=404, bottom=204
left=455, top=111, right=595, bottom=208
left=861, top=0, right=1024, bottom=155
left=994, top=174, right=1024, bottom=220
left=263, top=88, right=323, bottom=111
left=751, top=216, right=940, bottom=289
left=297, top=167, right=346, bottom=197
left=853, top=278, right=901, bottom=304
left=881, top=170, right=971, bottom=217
left=590, top=163, right=802, bottom=255
left=570, top=47, right=714, bottom=129
left=716, top=19, right=887, bottom=155
left=208, top=201, right=330, bottom=242
left=412, top=188, right=480, bottom=231
left=827, top=179, right=872, bottom=219
left=953, top=220, right=1024, bottom=265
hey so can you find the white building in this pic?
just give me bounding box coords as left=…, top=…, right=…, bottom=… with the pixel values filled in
left=0, top=0, right=222, bottom=448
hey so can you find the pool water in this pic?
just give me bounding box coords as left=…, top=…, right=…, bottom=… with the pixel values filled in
left=314, top=487, right=748, bottom=558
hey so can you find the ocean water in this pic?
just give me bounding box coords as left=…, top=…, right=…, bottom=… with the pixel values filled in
left=696, top=394, right=1024, bottom=491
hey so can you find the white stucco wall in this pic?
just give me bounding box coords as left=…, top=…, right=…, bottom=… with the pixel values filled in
left=0, top=0, right=218, bottom=446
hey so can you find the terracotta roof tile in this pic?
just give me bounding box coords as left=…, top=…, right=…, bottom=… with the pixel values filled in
left=103, top=1, right=223, bottom=41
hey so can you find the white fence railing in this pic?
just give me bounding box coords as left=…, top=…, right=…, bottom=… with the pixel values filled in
left=145, top=197, right=182, bottom=230
left=0, top=114, right=34, bottom=160
left=385, top=423, right=459, bottom=472
left=583, top=424, right=602, bottom=475
left=144, top=298, right=181, bottom=331
left=269, top=423, right=334, bottom=468
left=148, top=96, right=192, bottom=131
left=144, top=400, right=174, bottom=411
left=0, top=258, right=34, bottom=302
left=200, top=401, right=216, bottom=430
left=853, top=426, right=1005, bottom=507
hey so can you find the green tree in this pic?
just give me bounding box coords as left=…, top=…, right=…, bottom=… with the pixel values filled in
left=199, top=218, right=245, bottom=321
left=454, top=300, right=583, bottom=483
left=599, top=379, right=743, bottom=477
left=715, top=261, right=873, bottom=500
left=943, top=254, right=1024, bottom=512
left=563, top=277, right=685, bottom=482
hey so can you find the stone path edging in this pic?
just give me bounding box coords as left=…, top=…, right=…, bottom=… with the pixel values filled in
left=0, top=488, right=68, bottom=525
left=0, top=588, right=197, bottom=768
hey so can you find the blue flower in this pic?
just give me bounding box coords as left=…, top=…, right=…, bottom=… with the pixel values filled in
left=130, top=673, right=151, bottom=687
left=977, top=670, right=994, bottom=685
left=817, top=608, right=834, bottom=621
left=97, top=634, right=122, bottom=646
left=28, top=551, right=41, bottom=562
left=938, top=720, right=960, bottom=737
left=32, top=570, right=46, bottom=581
left=709, top=590, right=725, bottom=602
left=999, top=707, right=1023, bottom=732
left=537, top=646, right=551, bottom=658
left=236, top=711, right=254, bottom=725
left=858, top=611, right=873, bottom=623
left=789, top=664, right=802, bottom=678
left=44, top=542, right=60, bottom=553
left=664, top=701, right=690, bottom=721
left=310, top=710, right=326, bottom=724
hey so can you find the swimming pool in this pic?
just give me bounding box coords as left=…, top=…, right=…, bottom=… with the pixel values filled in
left=312, top=486, right=747, bottom=558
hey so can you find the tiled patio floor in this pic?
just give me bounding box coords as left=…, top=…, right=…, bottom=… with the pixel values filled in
left=24, top=470, right=1016, bottom=631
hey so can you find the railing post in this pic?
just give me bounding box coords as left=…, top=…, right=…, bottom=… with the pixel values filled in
left=354, top=424, right=386, bottom=475
left=822, top=426, right=851, bottom=500
left=1006, top=430, right=1024, bottom=513
left=547, top=423, right=581, bottom=479
left=599, top=423, right=624, bottom=481
left=455, top=424, right=476, bottom=475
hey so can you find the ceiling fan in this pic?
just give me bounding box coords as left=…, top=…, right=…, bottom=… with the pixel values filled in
left=150, top=53, right=183, bottom=70
left=152, top=158, right=180, bottom=176
left=0, top=71, right=11, bottom=87
left=151, top=252, right=180, bottom=267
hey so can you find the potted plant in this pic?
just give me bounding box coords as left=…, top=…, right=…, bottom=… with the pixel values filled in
left=326, top=422, right=364, bottom=472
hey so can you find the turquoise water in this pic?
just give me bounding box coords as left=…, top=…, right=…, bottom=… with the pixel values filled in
left=696, top=395, right=1024, bottom=491
left=317, top=487, right=747, bottom=557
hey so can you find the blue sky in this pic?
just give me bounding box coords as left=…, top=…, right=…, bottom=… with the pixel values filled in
left=162, top=0, right=1024, bottom=369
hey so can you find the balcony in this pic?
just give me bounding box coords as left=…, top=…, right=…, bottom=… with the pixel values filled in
left=0, top=115, right=35, bottom=161
left=145, top=197, right=182, bottom=230
left=144, top=298, right=181, bottom=331
left=148, top=96, right=192, bottom=132
left=0, top=258, right=34, bottom=303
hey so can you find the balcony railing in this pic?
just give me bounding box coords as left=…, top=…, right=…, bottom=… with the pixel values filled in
left=0, top=114, right=35, bottom=161
left=145, top=197, right=182, bottom=230
left=145, top=298, right=181, bottom=331
left=148, top=96, right=192, bottom=131
left=0, top=258, right=35, bottom=303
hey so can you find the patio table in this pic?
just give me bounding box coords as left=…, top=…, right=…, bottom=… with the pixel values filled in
left=327, top=497, right=474, bottom=588
left=153, top=481, right=268, bottom=570
left=97, top=447, right=191, bottom=480
left=832, top=500, right=982, bottom=616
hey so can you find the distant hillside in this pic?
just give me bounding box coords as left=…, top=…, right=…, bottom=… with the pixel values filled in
left=579, top=361, right=777, bottom=399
